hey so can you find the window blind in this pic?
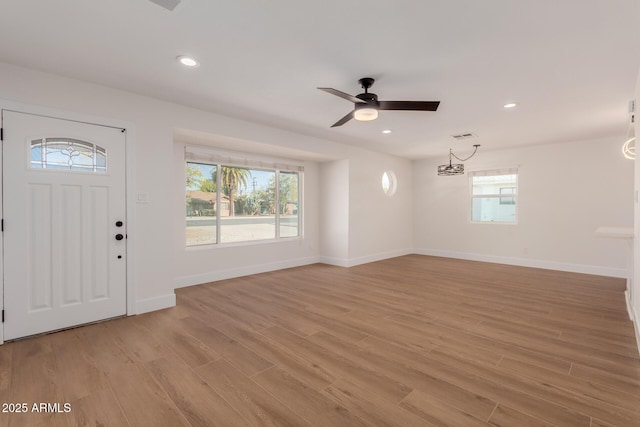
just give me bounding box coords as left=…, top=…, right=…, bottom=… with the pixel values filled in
left=185, top=146, right=304, bottom=172
left=468, top=167, right=518, bottom=177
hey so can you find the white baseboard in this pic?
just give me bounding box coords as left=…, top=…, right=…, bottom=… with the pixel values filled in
left=414, top=248, right=628, bottom=278
left=175, top=249, right=413, bottom=287
left=174, top=256, right=320, bottom=288
left=181, top=248, right=625, bottom=279
left=320, top=248, right=413, bottom=268
left=626, top=290, right=635, bottom=321
left=626, top=290, right=640, bottom=356
left=345, top=248, right=414, bottom=267
left=318, top=256, right=350, bottom=267
left=135, top=293, right=176, bottom=315
left=634, top=321, right=640, bottom=358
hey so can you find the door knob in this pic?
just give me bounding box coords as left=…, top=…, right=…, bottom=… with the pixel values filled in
left=115, top=234, right=124, bottom=241
left=115, top=221, right=123, bottom=227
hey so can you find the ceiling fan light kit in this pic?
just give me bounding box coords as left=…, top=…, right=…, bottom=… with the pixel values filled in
left=318, top=77, right=440, bottom=127
left=438, top=144, right=480, bottom=176
left=353, top=104, right=378, bottom=121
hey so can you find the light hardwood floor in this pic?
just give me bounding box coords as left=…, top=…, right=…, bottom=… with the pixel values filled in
left=1, top=255, right=639, bottom=426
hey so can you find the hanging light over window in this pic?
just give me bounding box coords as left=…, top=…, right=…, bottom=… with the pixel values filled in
left=437, top=145, right=480, bottom=176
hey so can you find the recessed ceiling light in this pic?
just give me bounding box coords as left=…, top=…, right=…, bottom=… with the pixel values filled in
left=382, top=129, right=392, bottom=134
left=177, top=56, right=200, bottom=67
left=503, top=103, right=517, bottom=109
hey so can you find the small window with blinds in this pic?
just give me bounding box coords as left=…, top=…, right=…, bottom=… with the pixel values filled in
left=469, top=168, right=518, bottom=223
left=185, top=146, right=303, bottom=246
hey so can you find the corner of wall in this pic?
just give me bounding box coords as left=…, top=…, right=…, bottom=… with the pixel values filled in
left=318, top=256, right=350, bottom=267
left=135, top=293, right=176, bottom=315
left=626, top=290, right=640, bottom=356
left=174, top=256, right=321, bottom=288
left=632, top=63, right=640, bottom=356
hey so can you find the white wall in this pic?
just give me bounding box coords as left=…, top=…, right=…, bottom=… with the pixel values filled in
left=0, top=62, right=332, bottom=312
left=632, top=68, right=640, bottom=353
left=318, top=152, right=415, bottom=267
left=0, top=63, right=180, bottom=312
left=0, top=61, right=415, bottom=315
left=414, top=137, right=634, bottom=277
left=319, top=160, right=349, bottom=264
left=348, top=151, right=414, bottom=263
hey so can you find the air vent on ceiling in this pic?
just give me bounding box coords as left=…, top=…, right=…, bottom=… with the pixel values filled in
left=451, top=132, right=477, bottom=140
left=148, top=0, right=182, bottom=11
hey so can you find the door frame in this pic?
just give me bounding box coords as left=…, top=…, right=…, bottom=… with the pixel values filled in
left=0, top=99, right=137, bottom=344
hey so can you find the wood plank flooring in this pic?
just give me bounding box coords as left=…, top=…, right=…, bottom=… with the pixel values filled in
left=1, top=255, right=639, bottom=426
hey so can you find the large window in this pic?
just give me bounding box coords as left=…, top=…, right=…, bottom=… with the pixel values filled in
left=470, top=168, right=518, bottom=223
left=185, top=149, right=302, bottom=246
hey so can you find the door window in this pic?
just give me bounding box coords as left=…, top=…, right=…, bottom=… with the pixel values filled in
left=30, top=138, right=107, bottom=172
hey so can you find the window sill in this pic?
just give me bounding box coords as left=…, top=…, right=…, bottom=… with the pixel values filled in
left=470, top=220, right=518, bottom=225
left=186, top=236, right=304, bottom=251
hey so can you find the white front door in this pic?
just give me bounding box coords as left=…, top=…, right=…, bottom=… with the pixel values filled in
left=2, top=110, right=127, bottom=340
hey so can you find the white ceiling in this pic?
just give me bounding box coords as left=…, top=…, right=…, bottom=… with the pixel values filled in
left=1, top=0, right=638, bottom=159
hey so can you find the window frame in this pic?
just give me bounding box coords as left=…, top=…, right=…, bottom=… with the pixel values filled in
left=381, top=170, right=397, bottom=196
left=499, top=187, right=516, bottom=205
left=468, top=168, right=518, bottom=225
left=185, top=147, right=303, bottom=248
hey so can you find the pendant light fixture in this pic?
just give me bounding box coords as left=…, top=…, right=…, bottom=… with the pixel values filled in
left=437, top=144, right=480, bottom=176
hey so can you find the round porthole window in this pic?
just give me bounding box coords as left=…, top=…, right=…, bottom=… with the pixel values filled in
left=382, top=170, right=397, bottom=196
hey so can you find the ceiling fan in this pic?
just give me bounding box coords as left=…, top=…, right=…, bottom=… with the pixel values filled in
left=318, top=77, right=440, bottom=127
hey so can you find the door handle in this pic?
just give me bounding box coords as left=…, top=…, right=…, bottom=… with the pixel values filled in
left=115, top=234, right=124, bottom=241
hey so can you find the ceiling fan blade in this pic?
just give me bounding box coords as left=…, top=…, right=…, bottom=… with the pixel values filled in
left=318, top=87, right=362, bottom=104
left=378, top=101, right=440, bottom=111
left=331, top=110, right=355, bottom=127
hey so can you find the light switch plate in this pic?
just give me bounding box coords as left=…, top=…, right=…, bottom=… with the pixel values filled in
left=137, top=192, right=149, bottom=203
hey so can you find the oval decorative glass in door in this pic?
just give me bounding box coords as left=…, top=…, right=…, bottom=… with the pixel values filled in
left=30, top=138, right=107, bottom=172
